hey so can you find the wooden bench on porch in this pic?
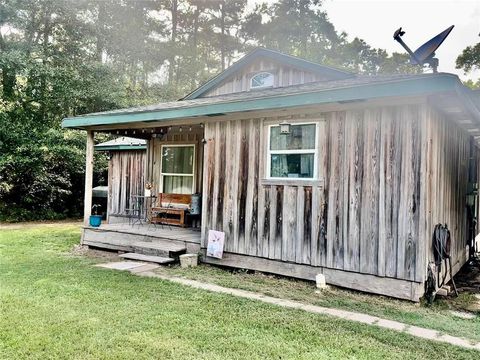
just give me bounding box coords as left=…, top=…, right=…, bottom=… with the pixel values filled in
left=151, top=193, right=191, bottom=227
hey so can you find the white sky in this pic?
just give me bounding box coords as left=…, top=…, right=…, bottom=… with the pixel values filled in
left=248, top=0, right=480, bottom=81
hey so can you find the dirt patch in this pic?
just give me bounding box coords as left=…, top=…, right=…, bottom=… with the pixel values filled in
left=451, top=258, right=480, bottom=313
left=455, top=258, right=480, bottom=294
left=71, top=244, right=90, bottom=256
left=70, top=244, right=120, bottom=261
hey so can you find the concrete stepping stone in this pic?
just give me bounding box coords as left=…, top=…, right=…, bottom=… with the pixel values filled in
left=95, top=261, right=147, bottom=270
left=119, top=252, right=175, bottom=264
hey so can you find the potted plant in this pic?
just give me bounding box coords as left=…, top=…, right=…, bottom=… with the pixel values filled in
left=89, top=204, right=102, bottom=227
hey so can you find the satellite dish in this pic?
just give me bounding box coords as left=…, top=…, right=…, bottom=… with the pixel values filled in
left=393, top=25, right=454, bottom=73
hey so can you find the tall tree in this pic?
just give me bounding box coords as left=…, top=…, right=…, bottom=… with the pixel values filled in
left=241, top=0, right=420, bottom=75
left=0, top=0, right=430, bottom=221
left=166, top=0, right=179, bottom=85
left=208, top=0, right=246, bottom=70
left=0, top=0, right=130, bottom=220
left=456, top=41, right=480, bottom=89
left=242, top=0, right=341, bottom=61
left=456, top=42, right=480, bottom=73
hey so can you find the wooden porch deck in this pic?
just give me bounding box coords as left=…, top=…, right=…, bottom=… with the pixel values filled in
left=82, top=223, right=201, bottom=256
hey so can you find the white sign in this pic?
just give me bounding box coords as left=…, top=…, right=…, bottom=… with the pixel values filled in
left=207, top=230, right=225, bottom=259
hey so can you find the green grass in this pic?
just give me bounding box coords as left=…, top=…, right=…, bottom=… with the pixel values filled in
left=157, top=263, right=480, bottom=343
left=0, top=224, right=478, bottom=359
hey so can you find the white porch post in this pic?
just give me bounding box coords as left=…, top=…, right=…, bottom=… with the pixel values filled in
left=83, top=130, right=94, bottom=227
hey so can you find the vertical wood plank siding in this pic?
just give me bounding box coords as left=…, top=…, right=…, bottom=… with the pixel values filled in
left=423, top=107, right=470, bottom=278
left=201, top=103, right=471, bottom=283
left=326, top=111, right=345, bottom=269
left=107, top=151, right=146, bottom=217
left=203, top=58, right=332, bottom=97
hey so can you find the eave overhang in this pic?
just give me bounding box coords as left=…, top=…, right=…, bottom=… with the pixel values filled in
left=62, top=74, right=480, bottom=131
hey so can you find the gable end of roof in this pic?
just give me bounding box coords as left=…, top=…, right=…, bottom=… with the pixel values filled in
left=182, top=48, right=354, bottom=100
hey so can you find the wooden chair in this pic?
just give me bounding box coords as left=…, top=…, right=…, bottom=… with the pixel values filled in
left=151, top=193, right=192, bottom=227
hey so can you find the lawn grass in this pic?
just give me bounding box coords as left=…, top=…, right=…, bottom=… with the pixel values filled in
left=0, top=224, right=478, bottom=359
left=157, top=263, right=480, bottom=343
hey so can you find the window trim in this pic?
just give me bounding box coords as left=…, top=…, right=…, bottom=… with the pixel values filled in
left=266, top=122, right=318, bottom=181
left=160, top=143, right=196, bottom=194
left=250, top=71, right=275, bottom=89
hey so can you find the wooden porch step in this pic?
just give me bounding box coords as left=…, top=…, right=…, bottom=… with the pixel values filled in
left=132, top=240, right=186, bottom=258
left=119, top=253, right=175, bottom=264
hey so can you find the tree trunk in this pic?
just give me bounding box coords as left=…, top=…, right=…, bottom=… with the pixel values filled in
left=40, top=4, right=52, bottom=121
left=191, top=5, right=200, bottom=87
left=220, top=1, right=226, bottom=71
left=0, top=31, right=15, bottom=101
left=96, top=1, right=106, bottom=63
left=168, top=0, right=178, bottom=85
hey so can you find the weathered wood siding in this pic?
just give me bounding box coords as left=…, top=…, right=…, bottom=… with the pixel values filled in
left=423, top=107, right=471, bottom=274
left=201, top=104, right=450, bottom=283
left=203, top=57, right=331, bottom=97
left=145, top=129, right=204, bottom=195
left=107, top=150, right=146, bottom=218
left=198, top=101, right=473, bottom=294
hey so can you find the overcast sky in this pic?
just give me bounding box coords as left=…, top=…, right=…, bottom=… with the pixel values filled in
left=249, top=0, right=480, bottom=81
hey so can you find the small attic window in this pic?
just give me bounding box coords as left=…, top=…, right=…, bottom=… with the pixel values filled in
left=250, top=72, right=274, bottom=89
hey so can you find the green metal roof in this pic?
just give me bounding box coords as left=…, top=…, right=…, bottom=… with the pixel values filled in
left=94, top=137, right=146, bottom=151
left=182, top=48, right=354, bottom=100
left=95, top=145, right=146, bottom=151
left=63, top=73, right=475, bottom=130
left=92, top=186, right=108, bottom=198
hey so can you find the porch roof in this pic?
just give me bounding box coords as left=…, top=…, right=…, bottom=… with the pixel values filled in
left=62, top=73, right=480, bottom=131
left=94, top=136, right=146, bottom=151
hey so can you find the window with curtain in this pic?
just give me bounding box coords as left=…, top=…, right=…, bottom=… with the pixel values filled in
left=268, top=123, right=316, bottom=179
left=161, top=145, right=195, bottom=194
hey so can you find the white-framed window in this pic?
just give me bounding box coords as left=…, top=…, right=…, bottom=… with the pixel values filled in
left=250, top=72, right=274, bottom=89
left=267, top=122, right=317, bottom=179
left=160, top=144, right=195, bottom=194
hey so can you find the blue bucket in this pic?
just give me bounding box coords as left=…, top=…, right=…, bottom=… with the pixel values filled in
left=89, top=215, right=102, bottom=227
